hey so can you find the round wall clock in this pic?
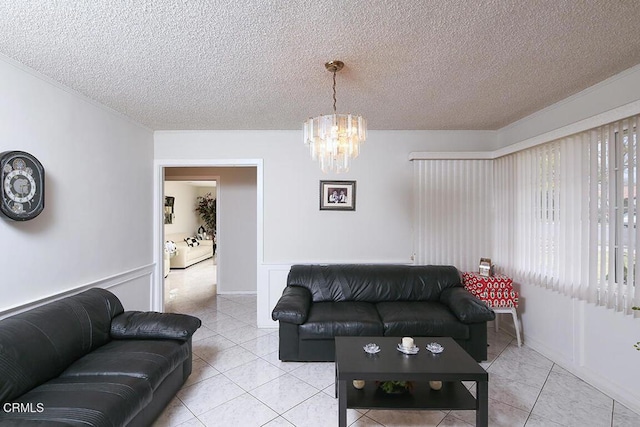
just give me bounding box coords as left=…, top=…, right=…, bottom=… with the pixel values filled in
left=1, top=151, right=45, bottom=221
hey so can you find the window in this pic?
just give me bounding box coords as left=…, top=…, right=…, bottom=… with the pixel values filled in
left=495, top=114, right=639, bottom=314
left=592, top=117, right=638, bottom=312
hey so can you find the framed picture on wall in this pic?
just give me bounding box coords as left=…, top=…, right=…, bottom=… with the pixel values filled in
left=319, top=180, right=356, bottom=211
left=164, top=196, right=175, bottom=224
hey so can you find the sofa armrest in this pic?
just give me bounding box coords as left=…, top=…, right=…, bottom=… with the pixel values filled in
left=440, top=287, right=496, bottom=324
left=111, top=311, right=202, bottom=341
left=198, top=239, right=214, bottom=247
left=271, top=286, right=312, bottom=325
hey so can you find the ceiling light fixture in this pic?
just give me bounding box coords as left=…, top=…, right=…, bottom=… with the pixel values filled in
left=303, top=60, right=366, bottom=174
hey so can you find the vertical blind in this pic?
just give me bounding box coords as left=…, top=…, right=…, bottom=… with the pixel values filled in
left=494, top=114, right=639, bottom=315
left=493, top=136, right=587, bottom=296
left=413, top=160, right=494, bottom=272
left=414, top=115, right=639, bottom=316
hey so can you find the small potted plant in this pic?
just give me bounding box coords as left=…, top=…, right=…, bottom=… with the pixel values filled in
left=376, top=381, right=414, bottom=395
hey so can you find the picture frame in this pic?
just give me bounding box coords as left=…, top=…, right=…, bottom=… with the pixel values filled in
left=320, top=180, right=356, bottom=211
left=164, top=196, right=175, bottom=224
left=479, top=257, right=493, bottom=277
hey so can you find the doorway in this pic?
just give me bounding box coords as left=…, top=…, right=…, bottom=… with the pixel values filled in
left=153, top=159, right=263, bottom=311
left=163, top=177, right=218, bottom=300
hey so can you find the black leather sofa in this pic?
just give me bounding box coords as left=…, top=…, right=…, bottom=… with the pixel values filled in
left=272, top=264, right=495, bottom=362
left=0, top=288, right=201, bottom=427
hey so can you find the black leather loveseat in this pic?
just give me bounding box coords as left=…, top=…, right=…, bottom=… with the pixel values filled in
left=271, top=264, right=495, bottom=362
left=0, top=288, right=201, bottom=427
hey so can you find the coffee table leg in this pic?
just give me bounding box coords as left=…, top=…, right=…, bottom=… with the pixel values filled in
left=476, top=380, right=488, bottom=427
left=338, top=380, right=347, bottom=427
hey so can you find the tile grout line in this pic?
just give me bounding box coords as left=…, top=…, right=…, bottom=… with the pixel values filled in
left=522, top=361, right=556, bottom=426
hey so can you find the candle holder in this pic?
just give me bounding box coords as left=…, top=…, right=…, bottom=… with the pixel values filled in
left=363, top=343, right=380, bottom=354
left=396, top=343, right=419, bottom=354
left=426, top=342, right=444, bottom=354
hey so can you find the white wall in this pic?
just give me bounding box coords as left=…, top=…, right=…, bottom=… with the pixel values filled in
left=216, top=167, right=256, bottom=293
left=154, top=130, right=496, bottom=264
left=0, top=55, right=154, bottom=315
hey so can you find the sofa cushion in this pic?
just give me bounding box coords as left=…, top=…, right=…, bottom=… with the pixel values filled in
left=59, top=339, right=191, bottom=390
left=376, top=301, right=470, bottom=339
left=299, top=302, right=383, bottom=340
left=0, top=288, right=124, bottom=402
left=287, top=264, right=463, bottom=303
left=0, top=374, right=152, bottom=427
left=184, top=237, right=199, bottom=247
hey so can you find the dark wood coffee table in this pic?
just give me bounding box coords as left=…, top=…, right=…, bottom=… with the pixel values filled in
left=335, top=336, right=488, bottom=427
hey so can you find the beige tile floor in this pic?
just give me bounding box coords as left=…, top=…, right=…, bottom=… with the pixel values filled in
left=155, top=258, right=640, bottom=427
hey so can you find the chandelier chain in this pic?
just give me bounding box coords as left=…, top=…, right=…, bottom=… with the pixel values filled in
left=332, top=70, right=337, bottom=114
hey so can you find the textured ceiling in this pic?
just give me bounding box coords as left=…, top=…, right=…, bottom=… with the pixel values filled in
left=1, top=1, right=640, bottom=131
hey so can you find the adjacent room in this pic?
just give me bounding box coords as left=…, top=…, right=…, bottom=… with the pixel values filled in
left=1, top=1, right=639, bottom=426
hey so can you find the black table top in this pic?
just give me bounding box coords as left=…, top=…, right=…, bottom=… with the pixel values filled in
left=335, top=336, right=488, bottom=382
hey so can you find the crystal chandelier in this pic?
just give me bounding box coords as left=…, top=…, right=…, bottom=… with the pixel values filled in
left=303, top=61, right=366, bottom=173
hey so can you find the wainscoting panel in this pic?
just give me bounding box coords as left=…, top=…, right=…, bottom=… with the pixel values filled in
left=0, top=264, right=155, bottom=320
left=257, top=263, right=292, bottom=328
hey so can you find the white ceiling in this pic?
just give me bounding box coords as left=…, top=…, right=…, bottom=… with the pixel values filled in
left=1, top=1, right=640, bottom=131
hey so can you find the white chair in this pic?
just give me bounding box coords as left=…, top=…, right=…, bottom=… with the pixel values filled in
left=492, top=306, right=522, bottom=347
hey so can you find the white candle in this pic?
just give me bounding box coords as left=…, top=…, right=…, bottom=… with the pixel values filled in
left=402, top=337, right=414, bottom=348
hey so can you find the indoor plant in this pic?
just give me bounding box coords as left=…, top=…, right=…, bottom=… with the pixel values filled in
left=195, top=192, right=216, bottom=238
left=376, top=381, right=414, bottom=394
